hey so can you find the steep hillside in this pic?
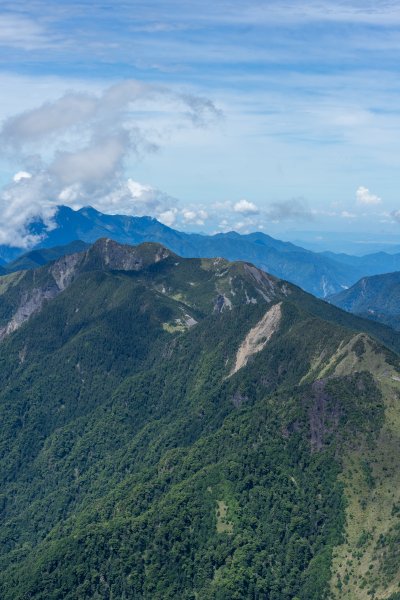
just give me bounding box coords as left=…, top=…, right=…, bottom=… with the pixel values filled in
left=0, top=205, right=363, bottom=297
left=4, top=240, right=89, bottom=273
left=330, top=272, right=400, bottom=331
left=0, top=240, right=399, bottom=599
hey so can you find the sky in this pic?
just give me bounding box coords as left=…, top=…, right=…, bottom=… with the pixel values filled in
left=1, top=0, right=400, bottom=247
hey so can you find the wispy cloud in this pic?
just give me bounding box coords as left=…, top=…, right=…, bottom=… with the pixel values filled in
left=1, top=1, right=400, bottom=238
left=266, top=198, right=314, bottom=222
left=0, top=14, right=52, bottom=50
left=0, top=80, right=221, bottom=246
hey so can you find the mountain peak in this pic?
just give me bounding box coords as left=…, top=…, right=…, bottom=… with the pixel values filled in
left=87, top=238, right=175, bottom=271
left=4, top=204, right=399, bottom=298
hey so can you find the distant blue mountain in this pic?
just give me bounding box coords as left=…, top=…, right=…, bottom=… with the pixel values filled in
left=1, top=205, right=399, bottom=297
left=329, top=271, right=400, bottom=331
left=321, top=249, right=400, bottom=276
left=4, top=240, right=90, bottom=273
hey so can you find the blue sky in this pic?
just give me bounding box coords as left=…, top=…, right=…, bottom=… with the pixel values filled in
left=1, top=0, right=400, bottom=246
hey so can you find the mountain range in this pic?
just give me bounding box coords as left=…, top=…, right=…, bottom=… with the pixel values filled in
left=0, top=239, right=400, bottom=598
left=2, top=205, right=400, bottom=298
left=330, top=271, right=400, bottom=331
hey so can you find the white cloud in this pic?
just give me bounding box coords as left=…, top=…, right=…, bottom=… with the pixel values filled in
left=356, top=186, right=382, bottom=205
left=59, top=177, right=178, bottom=220
left=182, top=209, right=196, bottom=222
left=182, top=208, right=208, bottom=225
left=233, top=199, right=259, bottom=215
left=13, top=171, right=32, bottom=182
left=0, top=80, right=221, bottom=247
left=341, top=210, right=357, bottom=219
left=2, top=93, right=98, bottom=145
left=0, top=80, right=221, bottom=152
left=0, top=173, right=57, bottom=247
left=127, top=179, right=156, bottom=202
left=49, top=133, right=128, bottom=186
left=217, top=219, right=231, bottom=232
left=158, top=208, right=178, bottom=227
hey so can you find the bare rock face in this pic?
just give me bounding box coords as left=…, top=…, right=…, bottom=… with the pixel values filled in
left=214, top=294, right=233, bottom=313
left=230, top=302, right=282, bottom=376
left=86, top=238, right=173, bottom=272
left=50, top=252, right=83, bottom=291
left=243, top=263, right=285, bottom=302
left=0, top=240, right=175, bottom=341
left=0, top=286, right=59, bottom=341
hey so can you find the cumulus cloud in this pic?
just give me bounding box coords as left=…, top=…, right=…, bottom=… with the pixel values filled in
left=356, top=186, right=382, bottom=205
left=158, top=208, right=179, bottom=227
left=233, top=199, right=259, bottom=215
left=0, top=173, right=57, bottom=247
left=0, top=80, right=221, bottom=247
left=182, top=208, right=208, bottom=225
left=213, top=196, right=313, bottom=232
left=266, top=198, right=313, bottom=222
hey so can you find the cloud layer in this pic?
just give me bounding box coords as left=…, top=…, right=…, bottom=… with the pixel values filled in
left=0, top=80, right=221, bottom=246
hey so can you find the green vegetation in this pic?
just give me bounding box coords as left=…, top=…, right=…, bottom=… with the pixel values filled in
left=0, top=240, right=398, bottom=598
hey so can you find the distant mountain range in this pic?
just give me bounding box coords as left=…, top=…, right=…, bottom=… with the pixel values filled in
left=1, top=238, right=400, bottom=598
left=330, top=270, right=400, bottom=331
left=1, top=205, right=400, bottom=298
left=4, top=240, right=89, bottom=272
left=322, top=250, right=400, bottom=274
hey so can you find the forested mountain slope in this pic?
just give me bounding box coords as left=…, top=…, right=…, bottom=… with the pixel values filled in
left=330, top=271, right=400, bottom=331
left=0, top=240, right=399, bottom=599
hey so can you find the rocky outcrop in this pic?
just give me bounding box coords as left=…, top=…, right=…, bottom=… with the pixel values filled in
left=49, top=252, right=83, bottom=291
left=0, top=240, right=176, bottom=341
left=84, top=238, right=173, bottom=272
left=230, top=302, right=282, bottom=375
left=0, top=286, right=59, bottom=341
left=243, top=263, right=284, bottom=302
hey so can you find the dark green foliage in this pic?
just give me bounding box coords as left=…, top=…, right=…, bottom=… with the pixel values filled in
left=375, top=524, right=400, bottom=580
left=0, top=241, right=395, bottom=598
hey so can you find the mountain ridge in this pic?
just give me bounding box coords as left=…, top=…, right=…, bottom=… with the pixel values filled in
left=0, top=239, right=400, bottom=598
left=1, top=237, right=400, bottom=354
left=0, top=205, right=384, bottom=298
left=329, top=270, right=400, bottom=331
